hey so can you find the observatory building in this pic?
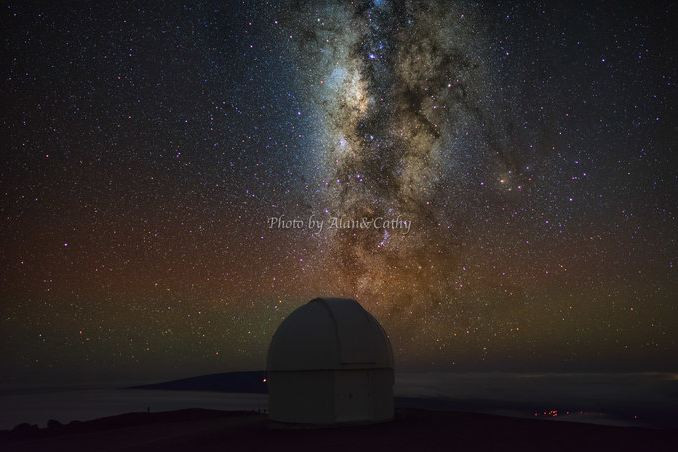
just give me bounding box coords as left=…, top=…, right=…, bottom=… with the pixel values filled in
left=267, top=297, right=394, bottom=424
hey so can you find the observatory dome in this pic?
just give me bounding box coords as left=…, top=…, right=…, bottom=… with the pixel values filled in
left=266, top=297, right=394, bottom=424
left=267, top=297, right=393, bottom=371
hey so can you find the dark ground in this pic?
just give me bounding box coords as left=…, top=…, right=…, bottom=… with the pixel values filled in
left=1, top=408, right=677, bottom=452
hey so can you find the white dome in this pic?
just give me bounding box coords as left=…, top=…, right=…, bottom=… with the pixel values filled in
left=267, top=298, right=393, bottom=371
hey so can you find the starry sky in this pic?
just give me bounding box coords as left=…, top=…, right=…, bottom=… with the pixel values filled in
left=1, top=0, right=676, bottom=384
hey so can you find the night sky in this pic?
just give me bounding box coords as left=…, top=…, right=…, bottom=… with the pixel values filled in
left=1, top=0, right=676, bottom=384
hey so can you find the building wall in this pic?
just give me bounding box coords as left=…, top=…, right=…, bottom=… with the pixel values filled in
left=268, top=370, right=335, bottom=424
left=334, top=370, right=371, bottom=422
left=269, top=368, right=393, bottom=424
left=368, top=368, right=395, bottom=421
left=334, top=368, right=394, bottom=422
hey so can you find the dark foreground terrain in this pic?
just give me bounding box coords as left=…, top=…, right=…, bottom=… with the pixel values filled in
left=2, top=408, right=677, bottom=452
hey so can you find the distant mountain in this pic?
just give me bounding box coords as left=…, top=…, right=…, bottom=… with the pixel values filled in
left=128, top=371, right=267, bottom=394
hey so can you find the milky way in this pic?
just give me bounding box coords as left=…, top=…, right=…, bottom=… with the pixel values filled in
left=286, top=1, right=504, bottom=322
